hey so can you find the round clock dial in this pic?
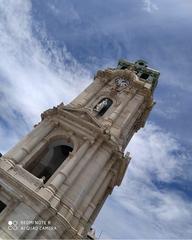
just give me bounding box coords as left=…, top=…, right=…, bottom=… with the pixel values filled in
left=115, top=78, right=129, bottom=87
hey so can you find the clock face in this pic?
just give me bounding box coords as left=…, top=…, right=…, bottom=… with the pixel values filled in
left=115, top=78, right=129, bottom=87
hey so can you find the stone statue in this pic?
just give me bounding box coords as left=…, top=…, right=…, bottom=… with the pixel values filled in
left=94, top=99, right=108, bottom=112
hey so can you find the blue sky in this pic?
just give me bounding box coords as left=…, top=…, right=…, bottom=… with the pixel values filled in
left=0, top=0, right=192, bottom=238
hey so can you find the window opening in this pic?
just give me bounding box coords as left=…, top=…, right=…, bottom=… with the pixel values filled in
left=0, top=200, right=6, bottom=213
left=94, top=98, right=113, bottom=116
left=25, top=142, right=73, bottom=183
left=140, top=73, right=149, bottom=80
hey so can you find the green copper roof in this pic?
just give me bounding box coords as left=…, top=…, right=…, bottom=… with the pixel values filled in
left=117, top=59, right=160, bottom=92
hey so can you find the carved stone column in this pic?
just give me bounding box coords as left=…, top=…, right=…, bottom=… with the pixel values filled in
left=62, top=138, right=104, bottom=199
left=120, top=96, right=144, bottom=132
left=72, top=149, right=112, bottom=209
left=77, top=157, right=115, bottom=215
left=47, top=139, right=91, bottom=194
left=87, top=173, right=112, bottom=220
left=70, top=78, right=105, bottom=108
left=4, top=120, right=55, bottom=164
left=108, top=90, right=137, bottom=124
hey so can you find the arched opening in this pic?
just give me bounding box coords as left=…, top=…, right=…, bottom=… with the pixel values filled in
left=0, top=200, right=6, bottom=213
left=25, top=140, right=73, bottom=183
left=140, top=72, right=149, bottom=80
left=135, top=60, right=148, bottom=68
left=94, top=98, right=113, bottom=116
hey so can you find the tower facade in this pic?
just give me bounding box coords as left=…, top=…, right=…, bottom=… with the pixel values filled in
left=0, top=59, right=159, bottom=239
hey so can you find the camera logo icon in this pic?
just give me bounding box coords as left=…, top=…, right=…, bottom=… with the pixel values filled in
left=8, top=220, right=18, bottom=230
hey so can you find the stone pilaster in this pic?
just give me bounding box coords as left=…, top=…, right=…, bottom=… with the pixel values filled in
left=43, top=139, right=91, bottom=196
left=4, top=120, right=55, bottom=164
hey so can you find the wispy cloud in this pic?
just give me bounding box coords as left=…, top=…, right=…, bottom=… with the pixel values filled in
left=143, top=0, right=159, bottom=13
left=95, top=123, right=192, bottom=238
left=0, top=1, right=191, bottom=239
left=0, top=0, right=90, bottom=151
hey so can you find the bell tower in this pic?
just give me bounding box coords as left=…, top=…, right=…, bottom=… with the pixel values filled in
left=0, top=59, right=159, bottom=239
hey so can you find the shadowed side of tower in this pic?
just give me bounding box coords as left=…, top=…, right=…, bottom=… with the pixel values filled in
left=0, top=59, right=159, bottom=239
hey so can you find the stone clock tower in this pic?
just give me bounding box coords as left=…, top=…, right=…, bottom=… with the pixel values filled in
left=0, top=59, right=159, bottom=239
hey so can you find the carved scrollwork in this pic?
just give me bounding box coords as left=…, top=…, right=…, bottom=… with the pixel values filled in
left=115, top=78, right=129, bottom=88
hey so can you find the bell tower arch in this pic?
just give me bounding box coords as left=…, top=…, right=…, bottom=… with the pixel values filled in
left=0, top=59, right=159, bottom=239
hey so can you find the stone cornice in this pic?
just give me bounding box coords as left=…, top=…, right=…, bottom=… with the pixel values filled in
left=94, top=68, right=137, bottom=84
left=94, top=68, right=154, bottom=100
left=41, top=105, right=128, bottom=162
left=115, top=153, right=131, bottom=186
left=0, top=166, right=52, bottom=209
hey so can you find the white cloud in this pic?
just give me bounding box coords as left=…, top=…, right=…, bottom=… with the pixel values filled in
left=95, top=123, right=192, bottom=238
left=0, top=1, right=191, bottom=239
left=127, top=123, right=183, bottom=182
left=47, top=1, right=80, bottom=22
left=154, top=99, right=181, bottom=120
left=0, top=0, right=90, bottom=151
left=143, top=0, right=159, bottom=13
